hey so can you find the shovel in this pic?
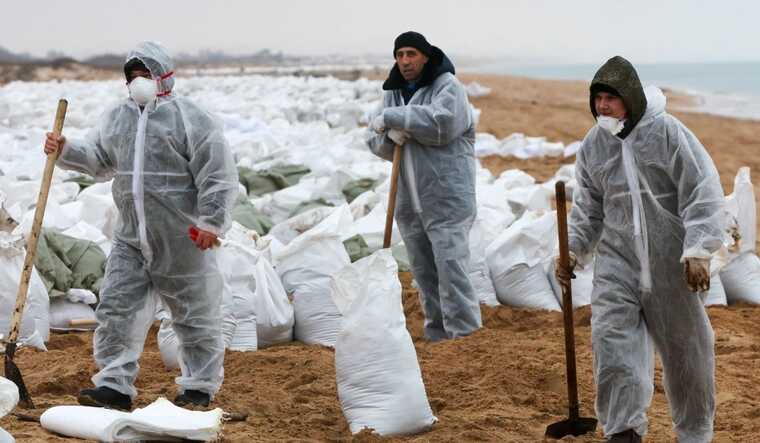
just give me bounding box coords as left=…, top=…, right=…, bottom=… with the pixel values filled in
left=545, top=180, right=597, bottom=439
left=382, top=144, right=402, bottom=249
left=5, top=99, right=68, bottom=409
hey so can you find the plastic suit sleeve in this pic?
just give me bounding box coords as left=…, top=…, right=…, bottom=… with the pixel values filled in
left=383, top=77, right=471, bottom=147
left=366, top=131, right=396, bottom=162
left=568, top=144, right=604, bottom=259
left=667, top=122, right=726, bottom=260
left=366, top=97, right=396, bottom=162
left=187, top=122, right=239, bottom=236
left=57, top=123, right=116, bottom=181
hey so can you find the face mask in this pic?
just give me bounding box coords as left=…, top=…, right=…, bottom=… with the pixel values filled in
left=128, top=77, right=158, bottom=106
left=596, top=115, right=626, bottom=136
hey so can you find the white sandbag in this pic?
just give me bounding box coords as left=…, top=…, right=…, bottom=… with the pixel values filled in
left=486, top=210, right=560, bottom=311
left=217, top=223, right=259, bottom=352
left=76, top=181, right=118, bottom=240
left=40, top=397, right=224, bottom=442
left=469, top=206, right=515, bottom=306
left=253, top=257, right=294, bottom=348
left=493, top=169, right=535, bottom=190
left=268, top=206, right=336, bottom=245
left=703, top=274, right=727, bottom=306
left=0, top=428, right=12, bottom=443
left=492, top=264, right=560, bottom=311
left=13, top=199, right=82, bottom=235
left=504, top=185, right=551, bottom=217
left=0, top=233, right=48, bottom=349
left=332, top=250, right=436, bottom=436
left=274, top=205, right=352, bottom=347
left=49, top=298, right=97, bottom=331
left=62, top=220, right=112, bottom=256
left=348, top=190, right=379, bottom=219
left=157, top=318, right=180, bottom=371
left=486, top=210, right=557, bottom=270
left=719, top=252, right=760, bottom=305
left=725, top=167, right=756, bottom=254
left=547, top=260, right=593, bottom=309
left=0, top=377, right=19, bottom=419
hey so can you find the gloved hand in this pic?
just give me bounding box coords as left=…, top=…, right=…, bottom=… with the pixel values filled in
left=370, top=114, right=386, bottom=134
left=684, top=257, right=710, bottom=292
left=388, top=129, right=410, bottom=146
left=554, top=251, right=577, bottom=290
left=44, top=132, right=66, bottom=156
left=189, top=226, right=220, bottom=250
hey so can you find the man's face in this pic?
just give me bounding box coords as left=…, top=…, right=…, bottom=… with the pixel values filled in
left=127, top=69, right=152, bottom=84
left=594, top=92, right=627, bottom=119
left=395, top=47, right=429, bottom=82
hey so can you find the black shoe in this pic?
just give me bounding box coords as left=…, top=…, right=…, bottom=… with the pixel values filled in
left=77, top=386, right=132, bottom=411
left=606, top=429, right=642, bottom=443
left=174, top=389, right=210, bottom=407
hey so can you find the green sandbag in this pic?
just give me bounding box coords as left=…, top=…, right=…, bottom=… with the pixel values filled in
left=289, top=198, right=334, bottom=218
left=342, top=178, right=377, bottom=203
left=237, top=164, right=311, bottom=196
left=64, top=175, right=96, bottom=191
left=343, top=235, right=371, bottom=263
left=34, top=229, right=106, bottom=298
left=232, top=195, right=273, bottom=235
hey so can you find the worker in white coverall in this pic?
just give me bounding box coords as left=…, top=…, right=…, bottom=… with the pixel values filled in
left=44, top=42, right=238, bottom=410
left=555, top=56, right=725, bottom=443
left=367, top=31, right=482, bottom=341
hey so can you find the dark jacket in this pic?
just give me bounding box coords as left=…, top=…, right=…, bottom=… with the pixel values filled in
left=589, top=56, right=648, bottom=139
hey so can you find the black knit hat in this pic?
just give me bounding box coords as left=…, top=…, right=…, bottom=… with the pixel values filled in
left=393, top=31, right=433, bottom=58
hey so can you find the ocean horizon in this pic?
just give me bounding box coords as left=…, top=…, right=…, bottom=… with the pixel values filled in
left=463, top=60, right=760, bottom=121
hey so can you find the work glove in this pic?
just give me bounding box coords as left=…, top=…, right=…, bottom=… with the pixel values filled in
left=44, top=132, right=66, bottom=156
left=388, top=129, right=410, bottom=146
left=370, top=114, right=386, bottom=134
left=684, top=257, right=710, bottom=292
left=554, top=251, right=577, bottom=291
left=189, top=226, right=220, bottom=250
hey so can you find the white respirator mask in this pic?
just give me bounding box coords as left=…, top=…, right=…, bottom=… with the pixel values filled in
left=128, top=77, right=158, bottom=106
left=596, top=115, right=626, bottom=136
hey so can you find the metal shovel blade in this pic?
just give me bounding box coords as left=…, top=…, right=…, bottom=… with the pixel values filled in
left=4, top=343, right=34, bottom=409
left=545, top=416, right=597, bottom=439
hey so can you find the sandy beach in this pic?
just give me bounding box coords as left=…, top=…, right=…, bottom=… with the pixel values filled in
left=1, top=72, right=759, bottom=442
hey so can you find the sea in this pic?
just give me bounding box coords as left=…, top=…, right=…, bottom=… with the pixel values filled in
left=465, top=61, right=760, bottom=121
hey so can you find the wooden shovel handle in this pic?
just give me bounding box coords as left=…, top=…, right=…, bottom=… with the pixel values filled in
left=383, top=144, right=402, bottom=249
left=556, top=181, right=580, bottom=419
left=68, top=318, right=98, bottom=328
left=7, top=99, right=68, bottom=344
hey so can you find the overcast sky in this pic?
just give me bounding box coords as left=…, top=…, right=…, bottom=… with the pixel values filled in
left=3, top=0, right=759, bottom=64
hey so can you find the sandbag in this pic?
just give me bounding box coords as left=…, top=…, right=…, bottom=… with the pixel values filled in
left=274, top=205, right=352, bottom=347
left=268, top=206, right=336, bottom=246
left=253, top=257, right=294, bottom=348
left=343, top=234, right=371, bottom=263
left=33, top=229, right=106, bottom=297
left=231, top=196, right=273, bottom=235
left=469, top=206, right=515, bottom=306
left=332, top=250, right=436, bottom=436
left=492, top=263, right=560, bottom=311
left=719, top=252, right=760, bottom=305
left=486, top=211, right=560, bottom=310
left=548, top=260, right=593, bottom=308
left=237, top=164, right=311, bottom=196
left=703, top=273, right=727, bottom=306
left=342, top=178, right=377, bottom=204
left=40, top=397, right=223, bottom=442
left=0, top=233, right=48, bottom=349
left=725, top=167, right=756, bottom=254
left=49, top=298, right=97, bottom=331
